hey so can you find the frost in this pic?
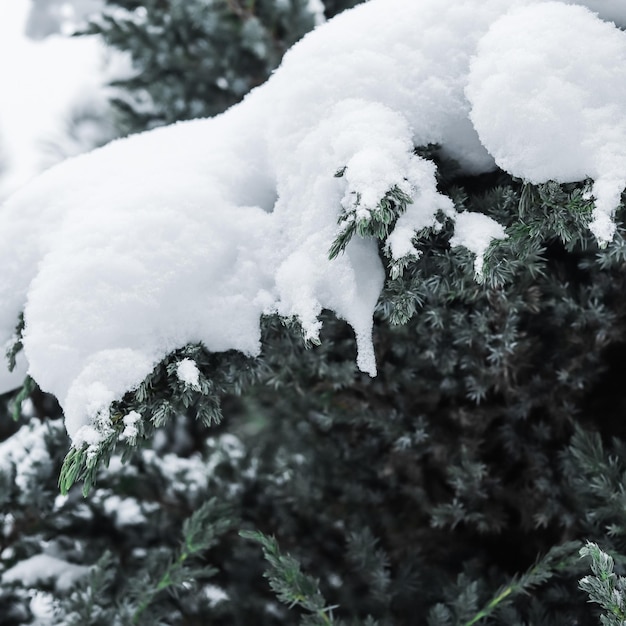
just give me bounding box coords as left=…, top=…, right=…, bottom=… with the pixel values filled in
left=1, top=0, right=625, bottom=440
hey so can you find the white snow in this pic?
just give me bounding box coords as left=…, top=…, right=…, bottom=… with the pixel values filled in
left=2, top=516, right=15, bottom=541
left=176, top=359, right=201, bottom=389
left=101, top=493, right=154, bottom=527
left=0, top=0, right=123, bottom=201
left=0, top=0, right=625, bottom=444
left=29, top=591, right=58, bottom=626
left=121, top=410, right=142, bottom=440
left=466, top=1, right=626, bottom=244
left=450, top=212, right=508, bottom=277
left=141, top=448, right=210, bottom=497
left=2, top=553, right=88, bottom=592
left=306, top=0, right=326, bottom=25
left=203, top=584, right=230, bottom=607
left=0, top=422, right=57, bottom=496
left=562, top=0, right=626, bottom=27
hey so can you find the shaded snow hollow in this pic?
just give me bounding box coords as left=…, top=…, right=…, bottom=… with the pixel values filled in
left=1, top=0, right=626, bottom=446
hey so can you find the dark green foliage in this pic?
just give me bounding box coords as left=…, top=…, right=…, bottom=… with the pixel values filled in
left=428, top=541, right=582, bottom=626
left=241, top=529, right=344, bottom=625
left=84, top=0, right=357, bottom=132
left=129, top=498, right=232, bottom=623
left=562, top=427, right=626, bottom=541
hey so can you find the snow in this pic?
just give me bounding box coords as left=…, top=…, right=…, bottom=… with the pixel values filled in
left=203, top=584, right=229, bottom=607
left=0, top=0, right=122, bottom=201
left=29, top=591, right=58, bottom=626
left=0, top=422, right=56, bottom=496
left=0, top=0, right=625, bottom=444
left=2, top=516, right=16, bottom=541
left=2, top=553, right=88, bottom=592
left=101, top=493, right=152, bottom=527
left=450, top=212, right=508, bottom=277
left=466, top=1, right=626, bottom=244
left=121, top=410, right=142, bottom=440
left=306, top=0, right=326, bottom=25
left=176, top=359, right=201, bottom=389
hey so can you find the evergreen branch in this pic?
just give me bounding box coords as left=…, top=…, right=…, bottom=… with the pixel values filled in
left=65, top=551, right=118, bottom=626
left=460, top=541, right=581, bottom=626
left=132, top=498, right=232, bottom=623
left=462, top=586, right=513, bottom=626
left=563, top=426, right=626, bottom=536
left=57, top=342, right=263, bottom=495
left=240, top=529, right=340, bottom=625
left=59, top=428, right=119, bottom=497
left=346, top=528, right=391, bottom=603
left=329, top=184, right=413, bottom=260
left=579, top=542, right=626, bottom=626
left=9, top=376, right=36, bottom=422
left=5, top=312, right=25, bottom=373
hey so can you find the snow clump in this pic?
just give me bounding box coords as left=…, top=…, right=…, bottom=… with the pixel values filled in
left=2, top=553, right=88, bottom=592
left=176, top=358, right=201, bottom=389
left=0, top=0, right=625, bottom=444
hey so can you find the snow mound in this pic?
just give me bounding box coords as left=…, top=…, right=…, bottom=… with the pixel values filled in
left=467, top=1, right=626, bottom=243
left=0, top=0, right=624, bottom=443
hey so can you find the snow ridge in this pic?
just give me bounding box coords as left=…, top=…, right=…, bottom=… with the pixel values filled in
left=0, top=0, right=625, bottom=444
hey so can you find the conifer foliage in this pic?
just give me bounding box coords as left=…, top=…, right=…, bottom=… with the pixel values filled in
left=3, top=1, right=626, bottom=625
left=83, top=0, right=331, bottom=129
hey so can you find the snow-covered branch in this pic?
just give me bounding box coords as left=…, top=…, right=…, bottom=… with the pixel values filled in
left=1, top=0, right=625, bottom=451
